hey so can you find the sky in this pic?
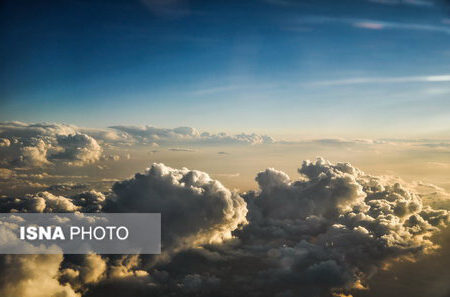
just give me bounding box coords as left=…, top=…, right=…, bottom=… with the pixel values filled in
left=1, top=0, right=450, bottom=138
left=1, top=2, right=450, bottom=297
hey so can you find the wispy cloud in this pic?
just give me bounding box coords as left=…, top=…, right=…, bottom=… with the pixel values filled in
left=212, top=172, right=240, bottom=178
left=191, top=85, right=246, bottom=96
left=354, top=22, right=385, bottom=30
left=296, top=16, right=450, bottom=34
left=268, top=0, right=435, bottom=8
left=307, top=74, right=450, bottom=87
left=368, top=0, right=435, bottom=7
left=168, top=147, right=197, bottom=152
left=191, top=82, right=278, bottom=96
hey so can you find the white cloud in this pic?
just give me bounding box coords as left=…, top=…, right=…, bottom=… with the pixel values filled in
left=109, top=125, right=275, bottom=145
left=0, top=122, right=103, bottom=168
left=0, top=254, right=80, bottom=297
left=296, top=15, right=450, bottom=35
left=0, top=138, right=10, bottom=147
left=368, top=0, right=435, bottom=7
left=167, top=147, right=197, bottom=152
left=105, top=163, right=248, bottom=254
left=307, top=74, right=450, bottom=87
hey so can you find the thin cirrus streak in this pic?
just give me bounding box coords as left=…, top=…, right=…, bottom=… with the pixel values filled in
left=306, top=74, right=450, bottom=87
left=295, top=16, right=450, bottom=34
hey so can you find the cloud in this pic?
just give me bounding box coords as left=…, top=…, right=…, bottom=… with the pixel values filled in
left=307, top=74, right=450, bottom=87
left=106, top=255, right=148, bottom=279
left=77, top=128, right=131, bottom=144
left=60, top=254, right=107, bottom=291
left=109, top=125, right=275, bottom=145
left=0, top=169, right=92, bottom=197
left=0, top=190, right=106, bottom=213
left=379, top=177, right=450, bottom=210
left=0, top=254, right=79, bottom=297
left=368, top=0, right=435, bottom=7
left=295, top=16, right=450, bottom=34
left=71, top=190, right=107, bottom=212
left=108, top=125, right=200, bottom=141
left=0, top=122, right=277, bottom=167
left=0, top=138, right=10, bottom=147
left=353, top=22, right=385, bottom=30
left=0, top=122, right=103, bottom=168
left=101, top=154, right=121, bottom=161
left=191, top=84, right=247, bottom=95
left=45, top=183, right=88, bottom=192
left=0, top=191, right=80, bottom=213
left=418, top=142, right=450, bottom=148
left=0, top=168, right=13, bottom=180
left=104, top=163, right=248, bottom=254
left=0, top=159, right=448, bottom=296
left=355, top=228, right=450, bottom=297
left=277, top=138, right=389, bottom=146
left=167, top=148, right=197, bottom=152
left=212, top=173, right=240, bottom=178
left=140, top=0, right=193, bottom=19
left=50, top=134, right=102, bottom=166
left=81, top=159, right=448, bottom=296
left=196, top=158, right=447, bottom=296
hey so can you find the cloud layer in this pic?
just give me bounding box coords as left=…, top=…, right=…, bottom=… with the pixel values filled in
left=0, top=158, right=448, bottom=296
left=0, top=121, right=276, bottom=175
left=109, top=125, right=275, bottom=145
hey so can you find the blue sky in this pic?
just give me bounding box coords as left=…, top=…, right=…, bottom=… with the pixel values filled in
left=1, top=0, right=449, bottom=137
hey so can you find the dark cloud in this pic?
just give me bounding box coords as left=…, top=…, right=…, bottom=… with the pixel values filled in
left=356, top=227, right=450, bottom=297
left=219, top=158, right=449, bottom=296
left=0, top=159, right=448, bottom=297
left=46, top=183, right=88, bottom=192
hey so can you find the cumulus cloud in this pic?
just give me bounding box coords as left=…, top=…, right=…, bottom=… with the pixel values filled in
left=60, top=254, right=107, bottom=291
left=71, top=190, right=106, bottom=212
left=46, top=183, right=88, bottom=192
left=356, top=227, right=450, bottom=297
left=77, top=128, right=130, bottom=144
left=0, top=168, right=13, bottom=180
left=235, top=158, right=449, bottom=295
left=99, top=159, right=447, bottom=297
left=105, top=163, right=248, bottom=254
left=0, top=254, right=79, bottom=297
left=371, top=176, right=450, bottom=210
left=0, top=122, right=102, bottom=168
left=50, top=134, right=102, bottom=166
left=0, top=159, right=448, bottom=297
left=0, top=190, right=106, bottom=213
left=100, top=154, right=121, bottom=162
left=0, top=191, right=79, bottom=213
left=0, top=138, right=10, bottom=147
